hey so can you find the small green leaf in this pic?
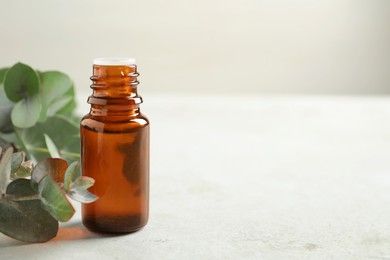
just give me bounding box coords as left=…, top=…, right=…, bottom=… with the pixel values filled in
left=0, top=147, right=13, bottom=194
left=0, top=107, right=13, bottom=133
left=61, top=134, right=81, bottom=162
left=0, top=68, right=8, bottom=82
left=63, top=161, right=79, bottom=192
left=11, top=95, right=42, bottom=128
left=56, top=85, right=76, bottom=117
left=57, top=100, right=77, bottom=118
left=67, top=188, right=98, bottom=203
left=11, top=152, right=24, bottom=175
left=67, top=176, right=98, bottom=203
left=44, top=134, right=60, bottom=158
left=4, top=63, right=40, bottom=102
left=47, top=96, right=72, bottom=117
left=6, top=179, right=37, bottom=197
left=39, top=71, right=72, bottom=122
left=15, top=116, right=80, bottom=163
left=31, top=158, right=49, bottom=186
left=0, top=137, right=12, bottom=151
left=38, top=175, right=75, bottom=222
left=0, top=179, right=58, bottom=243
left=13, top=160, right=33, bottom=179
left=0, top=68, right=13, bottom=133
left=0, top=198, right=58, bottom=243
left=71, top=176, right=95, bottom=190
left=31, top=158, right=68, bottom=186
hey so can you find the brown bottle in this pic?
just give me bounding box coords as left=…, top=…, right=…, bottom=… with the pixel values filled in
left=80, top=58, right=149, bottom=233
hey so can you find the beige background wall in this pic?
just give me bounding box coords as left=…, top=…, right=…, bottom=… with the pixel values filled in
left=0, top=0, right=389, bottom=95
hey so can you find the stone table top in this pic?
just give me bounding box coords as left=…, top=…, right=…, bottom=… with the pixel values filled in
left=1, top=94, right=390, bottom=259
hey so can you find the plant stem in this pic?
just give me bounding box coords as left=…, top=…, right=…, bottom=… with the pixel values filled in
left=28, top=147, right=80, bottom=159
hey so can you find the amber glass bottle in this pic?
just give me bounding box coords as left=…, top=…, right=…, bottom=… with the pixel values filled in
left=80, top=58, right=149, bottom=233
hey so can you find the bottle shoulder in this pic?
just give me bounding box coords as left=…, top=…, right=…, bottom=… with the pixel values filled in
left=81, top=113, right=149, bottom=133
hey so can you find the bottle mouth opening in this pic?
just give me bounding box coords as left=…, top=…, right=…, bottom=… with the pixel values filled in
left=93, top=57, right=136, bottom=66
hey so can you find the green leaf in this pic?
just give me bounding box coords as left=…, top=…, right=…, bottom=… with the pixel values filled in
left=63, top=161, right=79, bottom=192
left=4, top=63, right=40, bottom=102
left=38, top=175, right=75, bottom=222
left=0, top=137, right=12, bottom=151
left=12, top=160, right=33, bottom=179
left=0, top=68, right=14, bottom=133
left=15, top=116, right=80, bottom=163
left=61, top=134, right=81, bottom=160
left=0, top=111, right=13, bottom=133
left=63, top=163, right=98, bottom=204
left=6, top=178, right=37, bottom=197
left=57, top=100, right=77, bottom=118
left=11, top=95, right=42, bottom=128
left=67, top=188, right=98, bottom=203
left=11, top=152, right=24, bottom=175
left=0, top=179, right=57, bottom=243
left=67, top=176, right=98, bottom=203
left=31, top=158, right=68, bottom=187
left=0, top=147, right=13, bottom=194
left=0, top=68, right=8, bottom=82
left=44, top=134, right=60, bottom=158
left=10, top=152, right=32, bottom=180
left=0, top=197, right=58, bottom=243
left=71, top=176, right=95, bottom=190
left=47, top=96, right=72, bottom=117
left=39, top=71, right=72, bottom=122
left=56, top=85, right=77, bottom=117
left=0, top=107, right=13, bottom=133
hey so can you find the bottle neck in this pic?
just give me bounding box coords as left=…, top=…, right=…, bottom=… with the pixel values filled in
left=88, top=64, right=142, bottom=117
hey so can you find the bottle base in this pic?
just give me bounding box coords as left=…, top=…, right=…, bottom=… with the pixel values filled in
left=82, top=214, right=148, bottom=234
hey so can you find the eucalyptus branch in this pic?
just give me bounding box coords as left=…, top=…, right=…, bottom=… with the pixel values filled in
left=0, top=62, right=91, bottom=243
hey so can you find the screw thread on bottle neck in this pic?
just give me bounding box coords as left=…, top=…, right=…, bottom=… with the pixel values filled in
left=88, top=63, right=142, bottom=117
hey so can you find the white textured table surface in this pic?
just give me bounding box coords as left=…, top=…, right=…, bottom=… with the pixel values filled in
left=2, top=95, right=390, bottom=259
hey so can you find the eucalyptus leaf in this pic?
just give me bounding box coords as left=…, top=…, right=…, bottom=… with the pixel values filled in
left=38, top=175, right=75, bottom=222
left=11, top=95, right=42, bottom=128
left=0, top=147, right=13, bottom=194
left=4, top=63, right=40, bottom=102
left=12, top=160, right=33, bottom=179
left=39, top=71, right=72, bottom=122
left=67, top=176, right=98, bottom=203
left=71, top=176, right=95, bottom=190
left=57, top=99, right=77, bottom=119
left=0, top=108, right=13, bottom=133
left=0, top=137, right=12, bottom=151
left=0, top=198, right=58, bottom=243
left=56, top=85, right=76, bottom=117
left=15, top=116, right=80, bottom=163
left=0, top=68, right=8, bottom=82
left=6, top=179, right=37, bottom=197
left=0, top=68, right=14, bottom=133
left=2, top=179, right=57, bottom=243
left=63, top=161, right=79, bottom=192
left=47, top=96, right=72, bottom=117
left=0, top=107, right=13, bottom=133
left=44, top=134, right=60, bottom=158
left=61, top=134, right=82, bottom=161
left=67, top=188, right=98, bottom=203
left=11, top=152, right=24, bottom=175
left=31, top=158, right=68, bottom=186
